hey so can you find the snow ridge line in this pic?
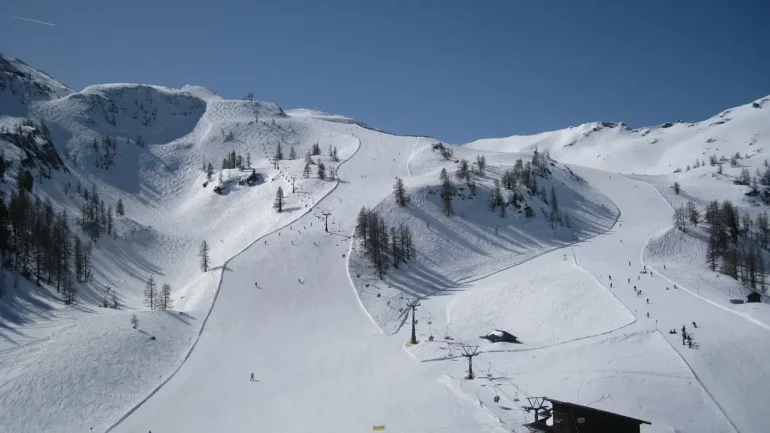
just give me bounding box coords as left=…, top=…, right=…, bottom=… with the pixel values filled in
left=633, top=177, right=770, bottom=332
left=105, top=134, right=363, bottom=433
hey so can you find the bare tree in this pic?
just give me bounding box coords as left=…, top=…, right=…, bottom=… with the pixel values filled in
left=158, top=283, right=172, bottom=310
left=144, top=275, right=157, bottom=310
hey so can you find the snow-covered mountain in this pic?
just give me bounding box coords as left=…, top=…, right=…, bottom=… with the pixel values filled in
left=467, top=96, right=770, bottom=176
left=1, top=53, right=769, bottom=433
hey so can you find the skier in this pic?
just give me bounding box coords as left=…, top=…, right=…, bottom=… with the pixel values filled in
left=634, top=285, right=637, bottom=290
left=692, top=321, right=697, bottom=328
left=628, top=278, right=630, bottom=283
left=610, top=283, right=613, bottom=288
left=646, top=298, right=649, bottom=304
left=682, top=325, right=686, bottom=334
left=250, top=373, right=255, bottom=382
left=647, top=312, right=650, bottom=318
left=664, top=264, right=666, bottom=269
left=638, top=275, right=640, bottom=280
left=629, top=261, right=631, bottom=266
left=609, top=275, right=612, bottom=280
left=688, top=339, right=692, bottom=349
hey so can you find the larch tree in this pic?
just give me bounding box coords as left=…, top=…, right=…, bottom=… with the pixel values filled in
left=393, top=177, right=409, bottom=206
left=144, top=274, right=157, bottom=310
left=476, top=154, right=486, bottom=175
left=199, top=240, right=210, bottom=272
left=159, top=283, right=172, bottom=310
left=274, top=186, right=284, bottom=212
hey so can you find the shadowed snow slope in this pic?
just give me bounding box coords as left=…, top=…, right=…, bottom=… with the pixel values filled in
left=350, top=141, right=618, bottom=334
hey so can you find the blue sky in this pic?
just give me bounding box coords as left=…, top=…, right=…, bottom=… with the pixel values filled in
left=3, top=0, right=769, bottom=143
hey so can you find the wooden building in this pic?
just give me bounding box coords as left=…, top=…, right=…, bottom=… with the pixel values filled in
left=747, top=291, right=762, bottom=303
left=525, top=397, right=650, bottom=433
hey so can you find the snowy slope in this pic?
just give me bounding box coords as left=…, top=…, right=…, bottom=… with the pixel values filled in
left=467, top=95, right=770, bottom=176
left=2, top=54, right=768, bottom=433
left=0, top=59, right=359, bottom=432
left=0, top=53, right=73, bottom=117
left=350, top=142, right=619, bottom=334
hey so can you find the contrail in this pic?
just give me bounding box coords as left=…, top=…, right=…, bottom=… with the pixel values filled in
left=2, top=12, right=56, bottom=27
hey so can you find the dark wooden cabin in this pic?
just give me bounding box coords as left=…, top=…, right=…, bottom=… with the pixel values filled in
left=525, top=397, right=650, bottom=433
left=747, top=291, right=762, bottom=303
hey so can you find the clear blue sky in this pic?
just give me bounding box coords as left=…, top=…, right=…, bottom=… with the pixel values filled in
left=3, top=0, right=769, bottom=143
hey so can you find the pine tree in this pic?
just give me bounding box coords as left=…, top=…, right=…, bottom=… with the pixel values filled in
left=199, top=240, right=210, bottom=272
left=303, top=162, right=311, bottom=179
left=305, top=152, right=313, bottom=165
left=393, top=177, right=409, bottom=206
left=317, top=163, right=326, bottom=180
left=673, top=182, right=681, bottom=195
left=275, top=143, right=283, bottom=160
left=332, top=146, right=339, bottom=162
left=274, top=187, right=284, bottom=212
left=159, top=283, right=172, bottom=310
left=144, top=275, right=157, bottom=310
left=311, top=143, right=321, bottom=156
left=289, top=145, right=297, bottom=160
left=116, top=199, right=125, bottom=216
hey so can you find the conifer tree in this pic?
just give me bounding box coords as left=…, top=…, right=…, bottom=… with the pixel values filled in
left=199, top=240, right=210, bottom=272
left=274, top=186, right=284, bottom=212
left=317, top=163, right=326, bottom=180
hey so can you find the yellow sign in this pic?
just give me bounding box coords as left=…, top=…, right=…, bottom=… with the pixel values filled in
left=373, top=425, right=385, bottom=431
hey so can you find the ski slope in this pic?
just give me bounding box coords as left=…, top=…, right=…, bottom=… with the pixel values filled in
left=110, top=122, right=509, bottom=433
left=2, top=53, right=770, bottom=433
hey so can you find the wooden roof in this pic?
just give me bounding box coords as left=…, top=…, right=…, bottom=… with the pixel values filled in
left=545, top=398, right=651, bottom=425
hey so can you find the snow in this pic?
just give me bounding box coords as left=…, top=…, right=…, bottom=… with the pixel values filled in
left=2, top=56, right=769, bottom=433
